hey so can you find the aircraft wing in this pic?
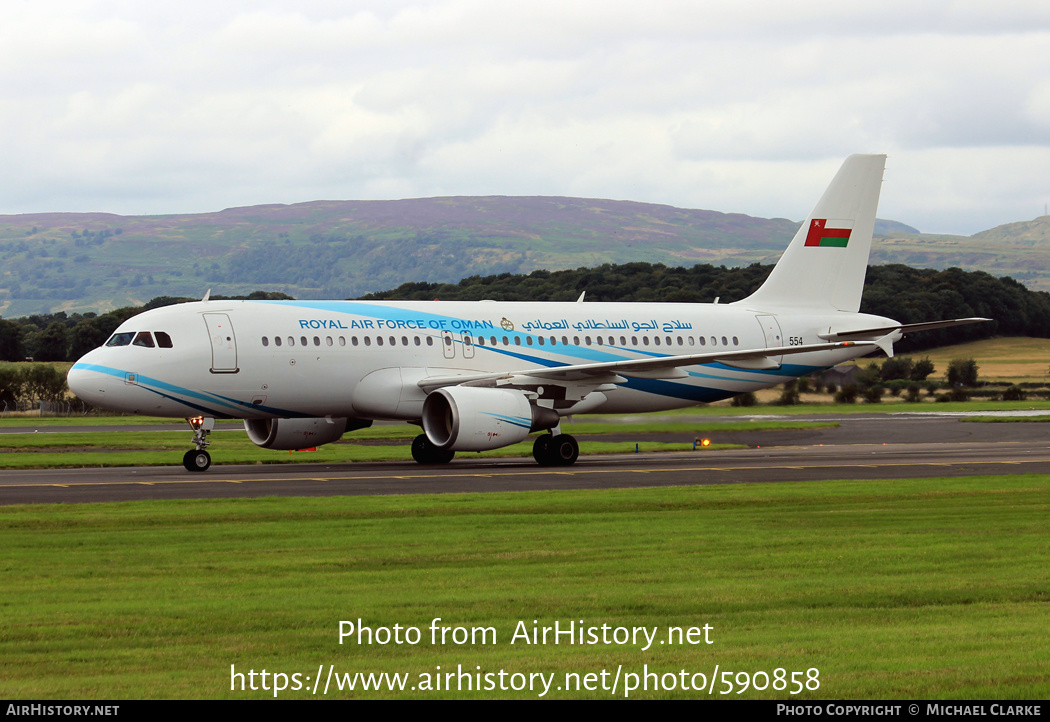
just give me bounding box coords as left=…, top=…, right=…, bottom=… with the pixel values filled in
left=417, top=339, right=876, bottom=392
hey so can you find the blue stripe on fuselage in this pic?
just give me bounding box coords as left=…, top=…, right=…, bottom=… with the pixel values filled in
left=71, top=363, right=304, bottom=418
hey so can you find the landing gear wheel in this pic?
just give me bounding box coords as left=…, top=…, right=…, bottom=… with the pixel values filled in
left=183, top=449, right=212, bottom=472
left=411, top=434, right=455, bottom=464
left=184, top=417, right=214, bottom=472
left=533, top=434, right=553, bottom=465
left=534, top=434, right=578, bottom=466
left=549, top=434, right=579, bottom=466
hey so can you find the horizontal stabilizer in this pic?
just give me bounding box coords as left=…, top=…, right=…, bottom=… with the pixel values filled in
left=817, top=317, right=991, bottom=342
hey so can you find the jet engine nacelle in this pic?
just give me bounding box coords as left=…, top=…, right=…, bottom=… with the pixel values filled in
left=422, top=386, right=559, bottom=452
left=244, top=417, right=355, bottom=450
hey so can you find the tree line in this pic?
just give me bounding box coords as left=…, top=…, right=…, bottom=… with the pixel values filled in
left=364, top=263, right=1049, bottom=353
left=0, top=364, right=69, bottom=412
left=1, top=263, right=1047, bottom=363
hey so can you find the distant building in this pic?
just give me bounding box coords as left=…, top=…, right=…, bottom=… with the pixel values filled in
left=811, top=364, right=861, bottom=388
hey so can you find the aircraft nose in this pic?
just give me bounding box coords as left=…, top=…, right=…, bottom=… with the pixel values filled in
left=67, top=363, right=108, bottom=407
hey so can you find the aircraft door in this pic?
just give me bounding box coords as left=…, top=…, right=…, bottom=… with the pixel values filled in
left=441, top=330, right=455, bottom=359
left=755, top=314, right=784, bottom=367
left=461, top=333, right=475, bottom=359
left=204, top=313, right=239, bottom=373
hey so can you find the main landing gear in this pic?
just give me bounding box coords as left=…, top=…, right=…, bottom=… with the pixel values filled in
left=408, top=431, right=580, bottom=466
left=533, top=432, right=579, bottom=466
left=411, top=434, right=455, bottom=464
left=184, top=416, right=215, bottom=472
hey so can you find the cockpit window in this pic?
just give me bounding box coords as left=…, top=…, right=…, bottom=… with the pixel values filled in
left=133, top=332, right=155, bottom=348
left=155, top=332, right=173, bottom=348
left=106, top=332, right=135, bottom=347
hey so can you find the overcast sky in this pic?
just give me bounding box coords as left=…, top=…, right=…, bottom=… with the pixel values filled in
left=2, top=1, right=1049, bottom=235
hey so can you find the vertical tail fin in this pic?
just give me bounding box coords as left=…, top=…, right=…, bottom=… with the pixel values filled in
left=739, top=154, right=886, bottom=313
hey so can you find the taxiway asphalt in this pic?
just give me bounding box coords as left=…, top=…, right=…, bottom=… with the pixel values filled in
left=1, top=412, right=1047, bottom=504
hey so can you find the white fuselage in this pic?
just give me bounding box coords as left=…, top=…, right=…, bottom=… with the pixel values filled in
left=68, top=298, right=890, bottom=420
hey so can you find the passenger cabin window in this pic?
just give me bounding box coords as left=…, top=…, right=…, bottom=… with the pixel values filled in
left=106, top=332, right=135, bottom=347
left=132, top=332, right=154, bottom=348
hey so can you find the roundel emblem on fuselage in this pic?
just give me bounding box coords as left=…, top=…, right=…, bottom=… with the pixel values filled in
left=500, top=317, right=514, bottom=331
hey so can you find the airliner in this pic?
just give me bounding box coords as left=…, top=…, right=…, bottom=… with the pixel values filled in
left=67, top=155, right=987, bottom=471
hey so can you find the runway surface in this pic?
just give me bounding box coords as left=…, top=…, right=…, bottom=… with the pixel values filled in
left=1, top=412, right=1048, bottom=504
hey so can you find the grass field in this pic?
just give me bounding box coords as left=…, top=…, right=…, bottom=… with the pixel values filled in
left=915, top=337, right=1050, bottom=383
left=1, top=476, right=1046, bottom=699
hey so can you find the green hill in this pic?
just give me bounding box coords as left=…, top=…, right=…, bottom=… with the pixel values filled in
left=2, top=197, right=1049, bottom=316
left=870, top=216, right=1050, bottom=291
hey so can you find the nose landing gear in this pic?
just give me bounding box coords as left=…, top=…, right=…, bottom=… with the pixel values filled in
left=184, top=416, right=215, bottom=472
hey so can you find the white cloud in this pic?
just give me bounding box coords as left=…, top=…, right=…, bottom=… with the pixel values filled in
left=1, top=0, right=1050, bottom=234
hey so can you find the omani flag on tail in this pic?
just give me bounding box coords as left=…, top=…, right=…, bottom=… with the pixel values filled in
left=804, top=218, right=853, bottom=247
